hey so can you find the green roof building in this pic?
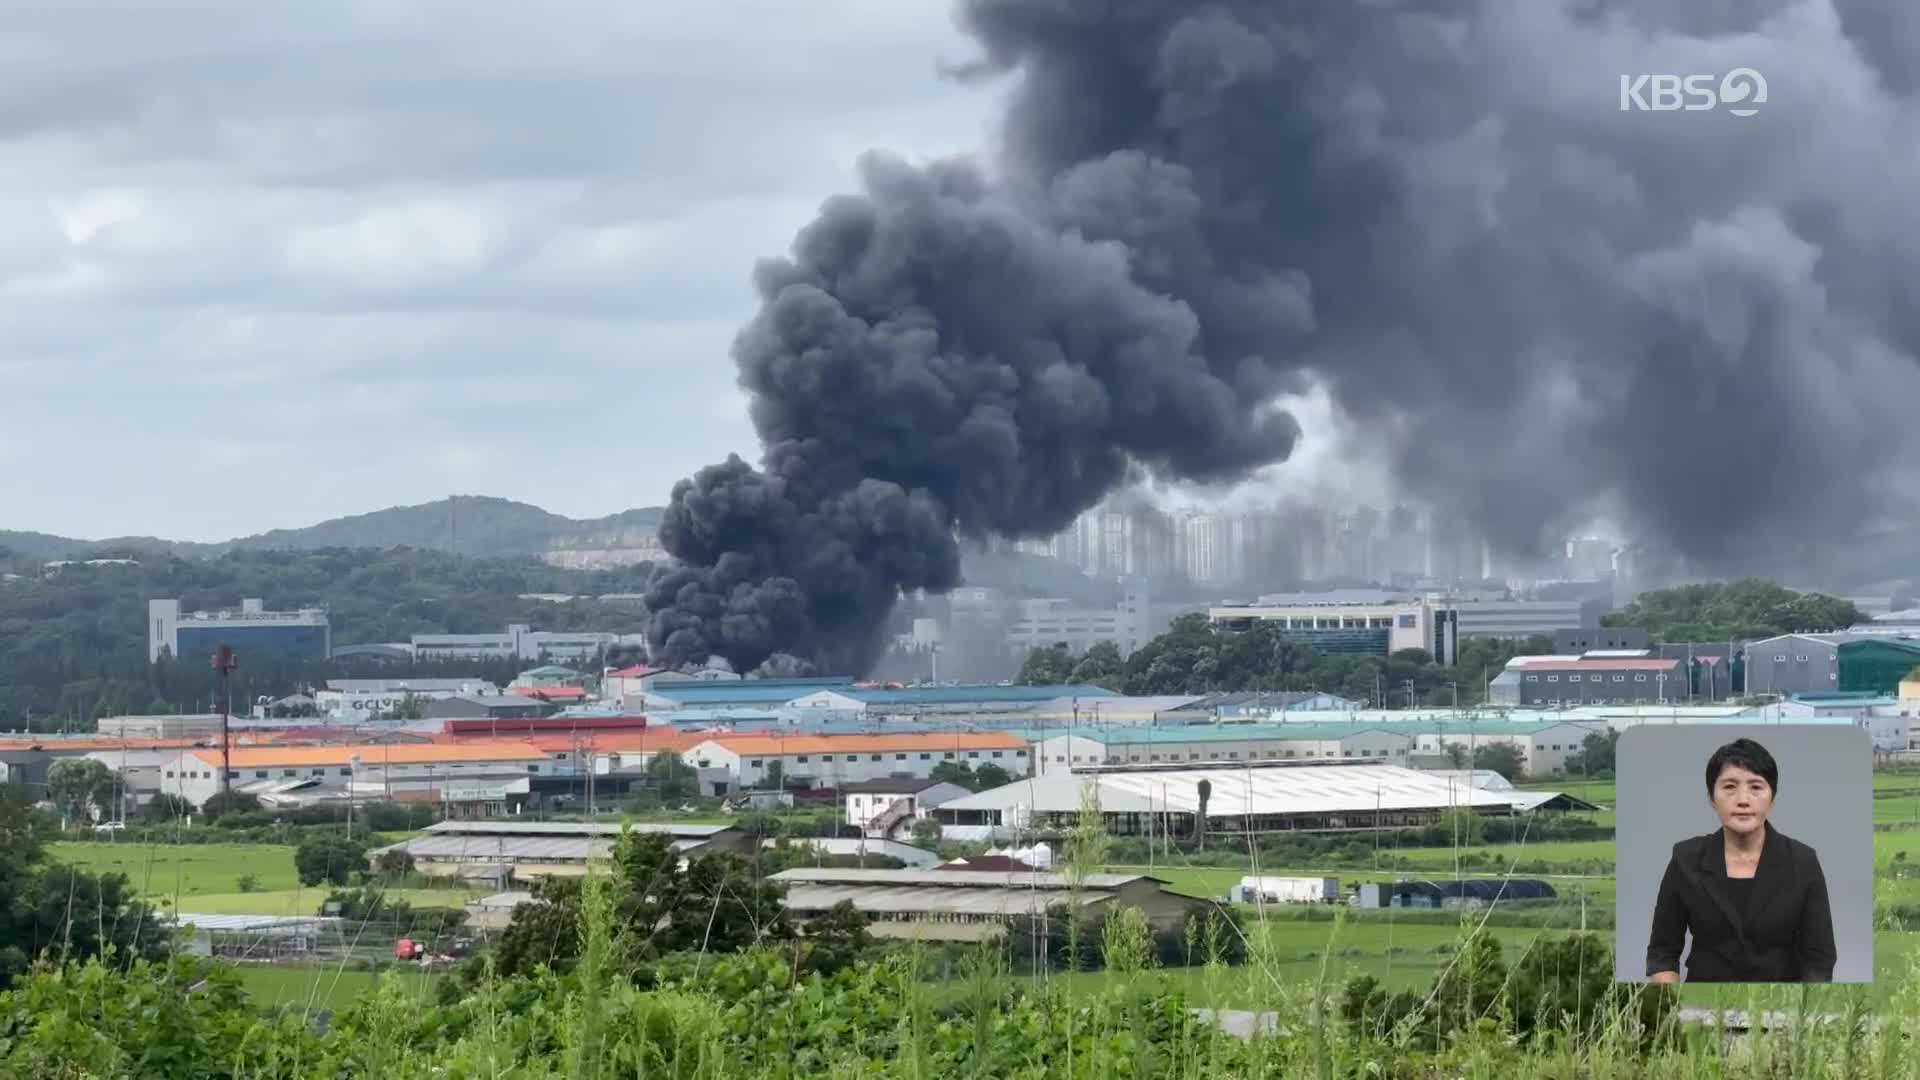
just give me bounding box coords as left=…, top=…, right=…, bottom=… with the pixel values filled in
left=1838, top=639, right=1920, bottom=695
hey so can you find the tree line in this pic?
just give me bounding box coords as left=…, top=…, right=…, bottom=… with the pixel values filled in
left=1015, top=613, right=1550, bottom=707
left=1602, top=579, right=1867, bottom=642
left=0, top=545, right=654, bottom=730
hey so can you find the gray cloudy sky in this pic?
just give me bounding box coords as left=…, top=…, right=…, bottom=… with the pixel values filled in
left=1, top=2, right=997, bottom=541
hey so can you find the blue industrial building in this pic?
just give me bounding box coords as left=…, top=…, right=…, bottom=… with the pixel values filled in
left=148, top=597, right=332, bottom=662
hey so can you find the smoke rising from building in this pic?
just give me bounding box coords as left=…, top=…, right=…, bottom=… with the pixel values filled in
left=651, top=0, right=1920, bottom=674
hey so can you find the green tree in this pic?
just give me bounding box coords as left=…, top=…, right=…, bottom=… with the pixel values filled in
left=646, top=751, right=699, bottom=802
left=800, top=900, right=872, bottom=976
left=1565, top=730, right=1619, bottom=777
left=46, top=758, right=117, bottom=824
left=375, top=848, right=416, bottom=880
left=972, top=762, right=1012, bottom=791
left=197, top=791, right=261, bottom=820
left=909, top=816, right=943, bottom=848
left=488, top=875, right=585, bottom=979
left=761, top=759, right=785, bottom=790
left=138, top=793, right=192, bottom=822
left=0, top=787, right=166, bottom=989
left=1066, top=641, right=1126, bottom=688
left=929, top=760, right=977, bottom=790
left=294, top=834, right=368, bottom=887
left=1016, top=644, right=1076, bottom=685
left=1472, top=742, right=1528, bottom=782
left=1606, top=579, right=1865, bottom=641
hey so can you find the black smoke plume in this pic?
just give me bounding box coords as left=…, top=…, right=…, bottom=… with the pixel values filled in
left=652, top=0, right=1920, bottom=674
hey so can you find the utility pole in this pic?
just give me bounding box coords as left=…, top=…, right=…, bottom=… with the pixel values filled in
left=212, top=645, right=237, bottom=797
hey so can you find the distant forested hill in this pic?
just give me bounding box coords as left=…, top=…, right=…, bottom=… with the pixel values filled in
left=0, top=497, right=667, bottom=562
left=0, top=546, right=655, bottom=730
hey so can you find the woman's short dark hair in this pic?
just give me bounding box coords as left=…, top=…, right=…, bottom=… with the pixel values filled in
left=1705, top=738, right=1779, bottom=795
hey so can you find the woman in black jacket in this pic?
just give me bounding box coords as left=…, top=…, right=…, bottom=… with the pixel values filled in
left=1645, top=737, right=1836, bottom=983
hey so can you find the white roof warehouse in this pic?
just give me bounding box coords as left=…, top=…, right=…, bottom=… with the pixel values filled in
left=931, top=760, right=1574, bottom=839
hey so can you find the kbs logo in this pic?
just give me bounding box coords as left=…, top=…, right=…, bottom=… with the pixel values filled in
left=1619, top=68, right=1767, bottom=116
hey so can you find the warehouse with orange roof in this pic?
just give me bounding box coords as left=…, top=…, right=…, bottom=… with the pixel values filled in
left=684, top=731, right=1031, bottom=793
left=156, top=741, right=549, bottom=808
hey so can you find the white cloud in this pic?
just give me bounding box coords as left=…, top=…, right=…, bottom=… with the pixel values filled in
left=0, top=1, right=996, bottom=540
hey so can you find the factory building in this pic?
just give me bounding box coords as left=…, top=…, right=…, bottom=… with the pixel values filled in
left=372, top=820, right=752, bottom=886
left=930, top=760, right=1547, bottom=843
left=1840, top=639, right=1920, bottom=696
left=1742, top=633, right=1920, bottom=699
left=148, top=598, right=331, bottom=663
left=1209, top=591, right=1458, bottom=665
left=770, top=867, right=1211, bottom=943
left=155, top=742, right=548, bottom=809
left=1433, top=595, right=1604, bottom=641
left=410, top=624, right=644, bottom=663
left=314, top=679, right=503, bottom=719
left=1021, top=717, right=1603, bottom=780
left=684, top=732, right=1031, bottom=792
left=1504, top=658, right=1684, bottom=707
left=842, top=778, right=973, bottom=838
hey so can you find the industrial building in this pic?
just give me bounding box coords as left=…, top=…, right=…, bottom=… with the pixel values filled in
left=842, top=778, right=972, bottom=838
left=1001, top=582, right=1157, bottom=658
left=930, top=761, right=1534, bottom=842
left=1027, top=723, right=1418, bottom=772
left=782, top=683, right=1122, bottom=719
left=372, top=820, right=752, bottom=886
left=1839, top=639, right=1920, bottom=695
left=1355, top=879, right=1558, bottom=909
left=1501, top=657, right=1684, bottom=706
left=1433, top=595, right=1603, bottom=641
left=315, top=679, right=502, bottom=719
left=769, top=867, right=1210, bottom=943
left=423, top=695, right=557, bottom=721
left=147, top=597, right=330, bottom=663
left=1553, top=627, right=1651, bottom=653
left=1157, top=691, right=1360, bottom=720
left=1742, top=633, right=1920, bottom=698
left=410, top=624, right=644, bottom=663
left=1022, top=717, right=1604, bottom=779
left=684, top=732, right=1031, bottom=792
left=1209, top=591, right=1459, bottom=665
left=640, top=677, right=857, bottom=711
left=155, top=742, right=548, bottom=808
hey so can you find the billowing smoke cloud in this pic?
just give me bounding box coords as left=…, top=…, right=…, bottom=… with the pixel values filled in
left=652, top=0, right=1920, bottom=673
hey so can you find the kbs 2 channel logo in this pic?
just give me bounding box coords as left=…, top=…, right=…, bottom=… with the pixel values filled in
left=1619, top=68, right=1768, bottom=116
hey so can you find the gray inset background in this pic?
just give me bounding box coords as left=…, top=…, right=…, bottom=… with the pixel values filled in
left=1613, top=724, right=1873, bottom=983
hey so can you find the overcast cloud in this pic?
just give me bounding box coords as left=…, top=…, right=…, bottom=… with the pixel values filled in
left=0, top=2, right=997, bottom=541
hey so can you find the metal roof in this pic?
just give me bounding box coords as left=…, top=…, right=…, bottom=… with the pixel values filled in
left=799, top=685, right=1122, bottom=706
left=769, top=868, right=1155, bottom=890
left=1022, top=718, right=1597, bottom=744
left=426, top=820, right=730, bottom=838
left=781, top=882, right=1113, bottom=917
left=170, top=913, right=340, bottom=931
left=1029, top=723, right=1400, bottom=745
left=939, top=763, right=1523, bottom=818
left=470, top=892, right=536, bottom=909
left=394, top=835, right=615, bottom=861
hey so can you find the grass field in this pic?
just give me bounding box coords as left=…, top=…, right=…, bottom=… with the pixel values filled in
left=50, top=842, right=486, bottom=916
left=52, top=842, right=304, bottom=897
left=231, top=965, right=441, bottom=1012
